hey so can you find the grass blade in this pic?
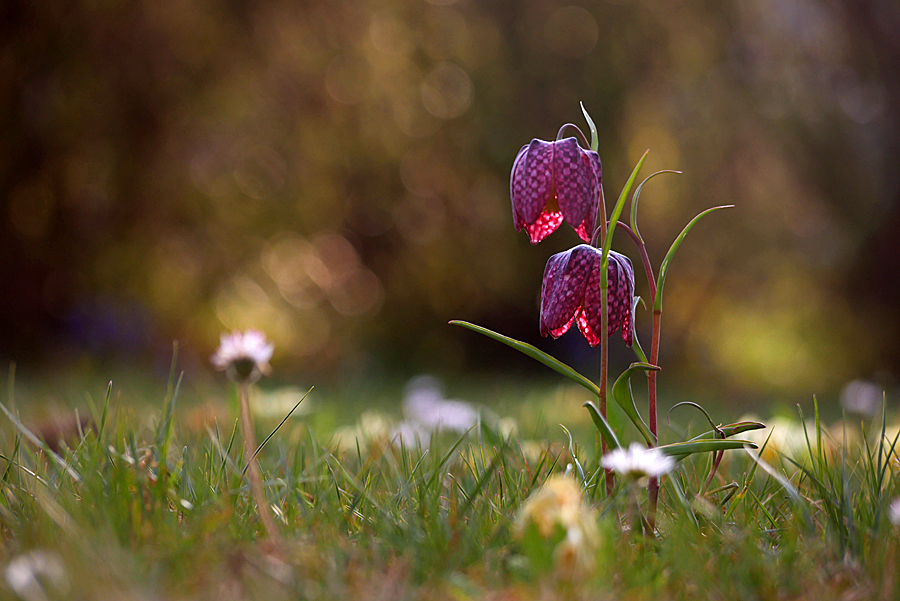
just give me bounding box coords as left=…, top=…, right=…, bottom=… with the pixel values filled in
left=242, top=386, right=313, bottom=476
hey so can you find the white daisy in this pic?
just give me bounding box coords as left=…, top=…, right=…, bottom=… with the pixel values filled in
left=600, top=442, right=675, bottom=480
left=211, top=330, right=274, bottom=382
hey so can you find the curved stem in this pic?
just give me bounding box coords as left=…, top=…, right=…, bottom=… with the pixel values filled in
left=556, top=123, right=590, bottom=149
left=608, top=221, right=656, bottom=306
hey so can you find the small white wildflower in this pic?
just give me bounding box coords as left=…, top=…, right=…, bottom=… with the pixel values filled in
left=402, top=375, right=478, bottom=433
left=5, top=550, right=68, bottom=601
left=211, top=330, right=274, bottom=382
left=890, top=497, right=900, bottom=527
left=600, top=442, right=675, bottom=481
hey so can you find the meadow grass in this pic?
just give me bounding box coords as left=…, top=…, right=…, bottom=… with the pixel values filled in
left=0, top=375, right=897, bottom=601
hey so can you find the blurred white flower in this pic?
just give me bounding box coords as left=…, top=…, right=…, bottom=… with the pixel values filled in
left=5, top=550, right=68, bottom=601
left=840, top=380, right=883, bottom=416
left=402, top=375, right=478, bottom=433
left=890, top=498, right=900, bottom=527
left=332, top=411, right=392, bottom=454
left=600, top=443, right=675, bottom=481
left=390, top=420, right=429, bottom=447
left=211, top=329, right=274, bottom=382
left=740, top=415, right=847, bottom=465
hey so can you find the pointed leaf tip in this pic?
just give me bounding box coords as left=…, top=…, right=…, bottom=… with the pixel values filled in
left=580, top=102, right=598, bottom=153
left=655, top=204, right=733, bottom=312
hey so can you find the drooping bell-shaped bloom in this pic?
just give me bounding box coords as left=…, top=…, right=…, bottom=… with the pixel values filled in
left=510, top=137, right=601, bottom=244
left=540, top=245, right=635, bottom=346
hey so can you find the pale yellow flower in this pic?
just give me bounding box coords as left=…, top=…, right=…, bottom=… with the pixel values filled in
left=515, top=475, right=599, bottom=578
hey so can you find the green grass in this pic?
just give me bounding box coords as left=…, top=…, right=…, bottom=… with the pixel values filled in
left=0, top=376, right=897, bottom=601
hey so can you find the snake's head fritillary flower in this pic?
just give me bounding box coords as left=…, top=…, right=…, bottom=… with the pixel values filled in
left=539, top=245, right=635, bottom=347
left=510, top=137, right=601, bottom=244
left=600, top=443, right=675, bottom=482
left=211, top=330, right=274, bottom=383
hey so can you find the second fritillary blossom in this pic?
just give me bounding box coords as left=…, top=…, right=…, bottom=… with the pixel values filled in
left=539, top=244, right=635, bottom=347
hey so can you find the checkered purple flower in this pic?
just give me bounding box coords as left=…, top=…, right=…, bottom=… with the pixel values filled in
left=540, top=245, right=635, bottom=347
left=510, top=137, right=601, bottom=244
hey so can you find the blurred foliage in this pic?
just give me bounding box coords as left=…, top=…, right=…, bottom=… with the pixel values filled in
left=1, top=0, right=899, bottom=404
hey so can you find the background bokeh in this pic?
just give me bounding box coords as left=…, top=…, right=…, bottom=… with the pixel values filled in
left=2, top=0, right=899, bottom=409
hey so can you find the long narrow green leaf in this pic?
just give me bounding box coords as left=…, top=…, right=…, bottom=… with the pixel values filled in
left=580, top=102, right=598, bottom=152
left=602, top=150, right=649, bottom=262
left=660, top=438, right=757, bottom=459
left=654, top=205, right=733, bottom=312
left=583, top=401, right=620, bottom=450
left=449, top=321, right=602, bottom=398
left=688, top=421, right=766, bottom=442
left=630, top=170, right=681, bottom=245
left=611, top=363, right=657, bottom=445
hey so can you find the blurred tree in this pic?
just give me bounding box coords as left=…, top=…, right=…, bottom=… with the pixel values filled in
left=0, top=0, right=897, bottom=403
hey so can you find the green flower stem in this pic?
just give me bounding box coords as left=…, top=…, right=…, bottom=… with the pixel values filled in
left=593, top=185, right=612, bottom=495
left=605, top=218, right=660, bottom=517
left=647, top=309, right=662, bottom=528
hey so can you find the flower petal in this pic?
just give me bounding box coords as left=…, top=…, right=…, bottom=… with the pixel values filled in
left=580, top=250, right=635, bottom=346
left=553, top=138, right=601, bottom=243
left=575, top=308, right=601, bottom=346
left=511, top=139, right=554, bottom=230
left=524, top=211, right=564, bottom=244
left=540, top=245, right=596, bottom=337
left=550, top=314, right=576, bottom=338
left=609, top=252, right=635, bottom=346
left=510, top=144, right=529, bottom=229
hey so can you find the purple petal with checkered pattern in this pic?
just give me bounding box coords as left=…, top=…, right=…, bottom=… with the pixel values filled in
left=553, top=138, right=601, bottom=243
left=582, top=251, right=635, bottom=346
left=539, top=245, right=595, bottom=337
left=511, top=137, right=601, bottom=244
left=511, top=139, right=555, bottom=234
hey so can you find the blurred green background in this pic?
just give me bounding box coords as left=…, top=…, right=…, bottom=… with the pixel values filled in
left=2, top=0, right=899, bottom=410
